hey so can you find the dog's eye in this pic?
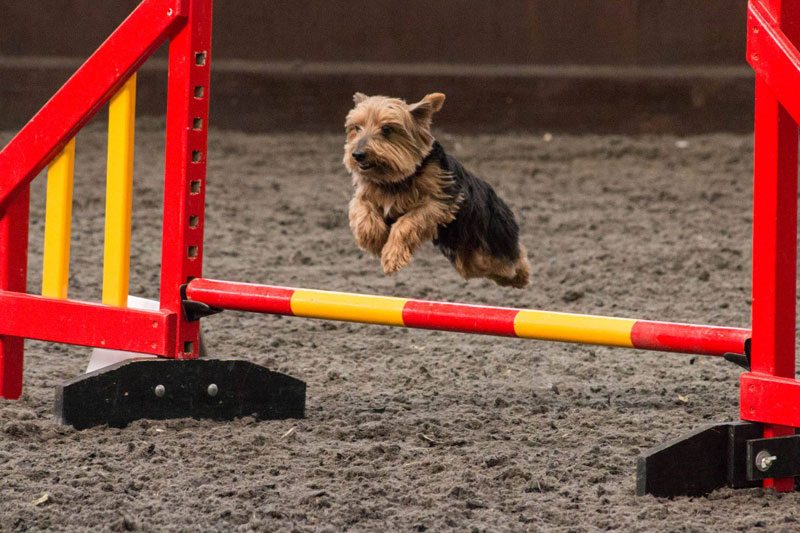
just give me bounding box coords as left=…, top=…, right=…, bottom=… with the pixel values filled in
left=349, top=125, right=361, bottom=134
left=381, top=125, right=392, bottom=137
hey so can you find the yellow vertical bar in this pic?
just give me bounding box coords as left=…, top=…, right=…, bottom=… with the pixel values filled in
left=42, top=138, right=76, bottom=299
left=102, top=74, right=137, bottom=307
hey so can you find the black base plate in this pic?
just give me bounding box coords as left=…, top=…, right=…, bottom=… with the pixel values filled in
left=637, top=421, right=762, bottom=497
left=55, top=358, right=306, bottom=430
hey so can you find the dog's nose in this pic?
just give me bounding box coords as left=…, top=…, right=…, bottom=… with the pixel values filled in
left=352, top=150, right=367, bottom=162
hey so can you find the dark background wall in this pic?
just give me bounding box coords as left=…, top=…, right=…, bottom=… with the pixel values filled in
left=0, top=1, right=753, bottom=133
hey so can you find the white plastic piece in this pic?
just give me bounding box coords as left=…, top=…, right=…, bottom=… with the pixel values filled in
left=85, top=295, right=159, bottom=373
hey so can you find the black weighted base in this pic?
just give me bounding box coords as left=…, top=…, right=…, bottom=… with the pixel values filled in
left=55, top=358, right=305, bottom=430
left=636, top=421, right=762, bottom=497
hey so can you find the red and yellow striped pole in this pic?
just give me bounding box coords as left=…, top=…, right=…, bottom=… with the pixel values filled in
left=185, top=278, right=749, bottom=357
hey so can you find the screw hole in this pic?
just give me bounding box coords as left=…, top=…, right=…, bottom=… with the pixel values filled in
left=192, top=150, right=202, bottom=163
left=188, top=245, right=199, bottom=259
left=183, top=341, right=194, bottom=354
left=190, top=180, right=201, bottom=194
left=194, top=86, right=205, bottom=99
left=189, top=215, right=200, bottom=229
left=195, top=52, right=207, bottom=66
left=192, top=118, right=203, bottom=130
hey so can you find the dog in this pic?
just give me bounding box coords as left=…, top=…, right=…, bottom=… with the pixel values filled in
left=343, top=92, right=530, bottom=288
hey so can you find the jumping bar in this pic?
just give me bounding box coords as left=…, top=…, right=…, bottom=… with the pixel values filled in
left=185, top=278, right=749, bottom=357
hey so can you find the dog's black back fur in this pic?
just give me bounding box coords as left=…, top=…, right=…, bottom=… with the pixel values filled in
left=427, top=142, right=521, bottom=263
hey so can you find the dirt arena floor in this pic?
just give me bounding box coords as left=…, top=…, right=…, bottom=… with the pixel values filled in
left=2, top=118, right=799, bottom=531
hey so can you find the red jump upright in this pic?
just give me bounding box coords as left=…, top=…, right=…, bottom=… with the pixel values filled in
left=741, top=0, right=800, bottom=492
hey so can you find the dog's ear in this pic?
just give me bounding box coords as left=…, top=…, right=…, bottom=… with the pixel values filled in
left=353, top=92, right=369, bottom=105
left=409, top=93, right=446, bottom=124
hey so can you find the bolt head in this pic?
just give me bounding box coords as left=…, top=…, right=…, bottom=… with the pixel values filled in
left=154, top=384, right=166, bottom=398
left=755, top=450, right=777, bottom=472
left=207, top=383, right=219, bottom=397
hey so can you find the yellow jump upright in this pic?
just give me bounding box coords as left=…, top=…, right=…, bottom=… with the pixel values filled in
left=102, top=74, right=137, bottom=307
left=42, top=138, right=76, bottom=299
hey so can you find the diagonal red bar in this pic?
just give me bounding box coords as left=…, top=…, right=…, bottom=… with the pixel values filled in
left=0, top=291, right=177, bottom=355
left=748, top=1, right=800, bottom=125
left=0, top=0, right=186, bottom=214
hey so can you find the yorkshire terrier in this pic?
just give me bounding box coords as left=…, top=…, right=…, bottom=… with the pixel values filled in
left=343, top=92, right=530, bottom=288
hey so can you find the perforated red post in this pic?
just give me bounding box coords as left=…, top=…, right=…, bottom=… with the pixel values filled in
left=160, top=0, right=213, bottom=358
left=746, top=0, right=800, bottom=492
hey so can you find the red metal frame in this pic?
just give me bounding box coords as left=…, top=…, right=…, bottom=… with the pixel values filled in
left=741, top=373, right=800, bottom=428
left=748, top=0, right=800, bottom=125
left=0, top=188, right=29, bottom=398
left=160, top=0, right=213, bottom=359
left=0, top=0, right=197, bottom=397
left=0, top=292, right=175, bottom=354
left=743, top=0, right=800, bottom=491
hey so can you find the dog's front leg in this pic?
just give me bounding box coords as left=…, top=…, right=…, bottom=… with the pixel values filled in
left=381, top=200, right=454, bottom=274
left=349, top=197, right=389, bottom=256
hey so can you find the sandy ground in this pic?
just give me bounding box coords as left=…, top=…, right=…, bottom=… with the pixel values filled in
left=1, top=118, right=799, bottom=531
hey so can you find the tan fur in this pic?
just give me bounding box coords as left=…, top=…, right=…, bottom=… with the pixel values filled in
left=350, top=161, right=459, bottom=271
left=348, top=197, right=389, bottom=256
left=344, top=92, right=529, bottom=287
left=377, top=165, right=460, bottom=273
left=454, top=245, right=531, bottom=289
left=343, top=93, right=444, bottom=183
left=343, top=93, right=454, bottom=273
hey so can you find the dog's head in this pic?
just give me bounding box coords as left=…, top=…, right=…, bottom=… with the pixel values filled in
left=343, top=92, right=446, bottom=184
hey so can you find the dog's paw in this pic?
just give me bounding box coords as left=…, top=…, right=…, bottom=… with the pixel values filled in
left=381, top=241, right=412, bottom=274
left=355, top=230, right=388, bottom=256
left=350, top=215, right=389, bottom=256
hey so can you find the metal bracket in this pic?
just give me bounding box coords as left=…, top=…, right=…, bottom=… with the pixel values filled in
left=746, top=434, right=800, bottom=480
left=636, top=421, right=762, bottom=497
left=180, top=283, right=222, bottom=321
left=724, top=338, right=751, bottom=371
